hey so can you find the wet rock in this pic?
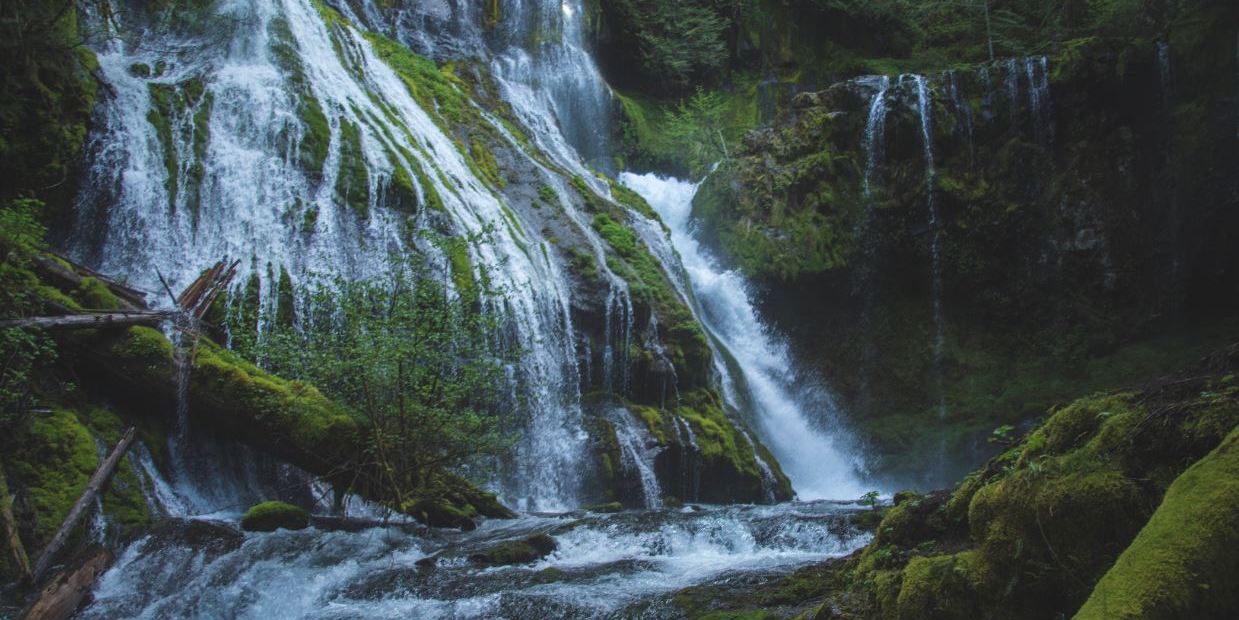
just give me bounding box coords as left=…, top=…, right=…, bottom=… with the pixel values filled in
left=468, top=534, right=558, bottom=567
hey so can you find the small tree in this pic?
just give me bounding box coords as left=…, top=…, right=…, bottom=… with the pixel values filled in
left=257, top=239, right=510, bottom=507
left=666, top=87, right=729, bottom=178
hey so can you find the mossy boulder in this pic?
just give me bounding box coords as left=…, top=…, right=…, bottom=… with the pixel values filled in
left=240, top=501, right=309, bottom=532
left=753, top=347, right=1239, bottom=619
left=468, top=534, right=557, bottom=566
left=1075, top=425, right=1239, bottom=620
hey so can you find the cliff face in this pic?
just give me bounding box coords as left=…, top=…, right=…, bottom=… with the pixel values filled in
left=689, top=1, right=1239, bottom=485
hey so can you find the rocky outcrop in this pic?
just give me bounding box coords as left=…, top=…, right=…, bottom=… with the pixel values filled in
left=670, top=343, right=1239, bottom=619
left=692, top=1, right=1239, bottom=485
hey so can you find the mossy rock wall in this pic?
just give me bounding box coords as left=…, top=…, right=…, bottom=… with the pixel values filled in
left=689, top=1, right=1239, bottom=486
left=744, top=346, right=1239, bottom=620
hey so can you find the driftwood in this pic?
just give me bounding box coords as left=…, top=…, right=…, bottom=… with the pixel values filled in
left=30, top=427, right=137, bottom=584
left=18, top=547, right=113, bottom=620
left=0, top=311, right=175, bottom=331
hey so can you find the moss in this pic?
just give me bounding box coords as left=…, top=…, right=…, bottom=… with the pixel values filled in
left=6, top=410, right=98, bottom=549
left=470, top=136, right=506, bottom=189
left=77, top=406, right=152, bottom=533
left=275, top=266, right=296, bottom=329
left=537, top=185, right=557, bottom=204
left=468, top=533, right=557, bottom=566
left=334, top=118, right=370, bottom=218
left=72, top=277, right=123, bottom=311
left=445, top=237, right=478, bottom=305
left=894, top=552, right=979, bottom=619
left=147, top=83, right=179, bottom=212
left=584, top=501, right=623, bottom=513
left=240, top=501, right=309, bottom=532
left=1075, top=426, right=1239, bottom=620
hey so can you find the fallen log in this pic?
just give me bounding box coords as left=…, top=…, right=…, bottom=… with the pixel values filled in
left=18, top=547, right=113, bottom=620
left=0, top=311, right=176, bottom=331
left=31, top=255, right=147, bottom=311
left=30, top=427, right=137, bottom=584
left=1, top=466, right=33, bottom=581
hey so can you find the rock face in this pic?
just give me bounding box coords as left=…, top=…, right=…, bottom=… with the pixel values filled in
left=692, top=3, right=1239, bottom=485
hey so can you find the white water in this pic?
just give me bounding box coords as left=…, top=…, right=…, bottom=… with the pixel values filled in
left=71, top=0, right=592, bottom=512
left=619, top=173, right=868, bottom=501
left=908, top=75, right=947, bottom=431
left=81, top=502, right=869, bottom=619
left=861, top=75, right=891, bottom=198
left=611, top=409, right=664, bottom=509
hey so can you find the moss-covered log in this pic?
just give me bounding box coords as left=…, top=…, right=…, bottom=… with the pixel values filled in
left=77, top=326, right=510, bottom=527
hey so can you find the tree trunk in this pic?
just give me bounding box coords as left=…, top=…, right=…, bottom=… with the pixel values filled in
left=1, top=466, right=33, bottom=580
left=29, top=426, right=136, bottom=584
left=18, top=547, right=113, bottom=620
left=0, top=311, right=175, bottom=331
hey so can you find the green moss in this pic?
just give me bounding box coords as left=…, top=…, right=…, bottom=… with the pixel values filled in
left=1076, top=426, right=1239, bottom=620
left=584, top=501, right=623, bottom=513
left=537, top=185, right=557, bottom=204
left=334, top=118, right=370, bottom=218
left=470, top=136, right=506, bottom=189
left=147, top=83, right=179, bottom=212
left=240, top=500, right=309, bottom=532
left=77, top=406, right=151, bottom=532
left=72, top=277, right=123, bottom=311
left=468, top=534, right=557, bottom=566
left=7, top=410, right=98, bottom=549
left=894, top=552, right=979, bottom=619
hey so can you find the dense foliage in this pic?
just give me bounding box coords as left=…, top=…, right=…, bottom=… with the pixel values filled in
left=0, top=202, right=57, bottom=447
left=244, top=245, right=510, bottom=510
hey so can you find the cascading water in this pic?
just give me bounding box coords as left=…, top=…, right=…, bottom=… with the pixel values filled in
left=619, top=173, right=868, bottom=501
left=862, top=75, right=892, bottom=199
left=66, top=1, right=882, bottom=614
left=81, top=502, right=869, bottom=618
left=611, top=409, right=664, bottom=509
left=908, top=75, right=948, bottom=456
left=72, top=0, right=592, bottom=512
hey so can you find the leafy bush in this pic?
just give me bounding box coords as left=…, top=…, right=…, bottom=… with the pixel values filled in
left=665, top=87, right=729, bottom=178
left=0, top=200, right=56, bottom=442
left=250, top=242, right=510, bottom=507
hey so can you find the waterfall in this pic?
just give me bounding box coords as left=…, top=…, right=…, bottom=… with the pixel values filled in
left=945, top=71, right=975, bottom=166
left=71, top=0, right=601, bottom=511
left=1157, top=41, right=1173, bottom=108
left=862, top=76, right=891, bottom=199
left=908, top=75, right=948, bottom=453
left=619, top=173, right=867, bottom=501
left=612, top=409, right=664, bottom=509
left=487, top=0, right=615, bottom=173
left=1026, top=57, right=1053, bottom=146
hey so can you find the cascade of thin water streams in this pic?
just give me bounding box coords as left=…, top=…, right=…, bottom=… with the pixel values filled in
left=862, top=76, right=891, bottom=199
left=1158, top=41, right=1174, bottom=108
left=945, top=71, right=976, bottom=166
left=620, top=173, right=868, bottom=501
left=1025, top=57, right=1053, bottom=146
left=612, top=409, right=664, bottom=509
left=908, top=75, right=948, bottom=463
left=73, top=0, right=597, bottom=511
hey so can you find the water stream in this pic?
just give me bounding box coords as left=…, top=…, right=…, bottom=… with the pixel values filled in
left=618, top=173, right=868, bottom=501
left=67, top=1, right=878, bottom=613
